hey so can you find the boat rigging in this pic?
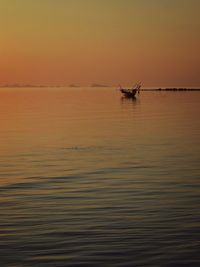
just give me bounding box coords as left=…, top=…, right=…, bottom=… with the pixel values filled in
left=119, top=83, right=141, bottom=98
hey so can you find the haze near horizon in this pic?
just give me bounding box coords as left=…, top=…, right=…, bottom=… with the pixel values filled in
left=0, top=0, right=200, bottom=87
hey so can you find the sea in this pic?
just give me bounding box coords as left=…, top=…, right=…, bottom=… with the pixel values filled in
left=0, top=87, right=200, bottom=267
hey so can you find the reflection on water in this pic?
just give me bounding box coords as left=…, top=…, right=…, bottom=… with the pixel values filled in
left=120, top=95, right=138, bottom=104
left=0, top=87, right=200, bottom=266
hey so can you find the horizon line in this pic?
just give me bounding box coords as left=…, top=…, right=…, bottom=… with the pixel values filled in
left=1, top=84, right=200, bottom=89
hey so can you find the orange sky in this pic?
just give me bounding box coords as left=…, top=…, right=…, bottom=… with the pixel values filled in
left=0, top=0, right=200, bottom=87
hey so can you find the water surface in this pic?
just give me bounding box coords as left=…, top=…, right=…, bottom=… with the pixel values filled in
left=0, top=87, right=200, bottom=266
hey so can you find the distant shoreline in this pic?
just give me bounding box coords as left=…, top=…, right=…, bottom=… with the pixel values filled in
left=141, top=88, right=200, bottom=91
left=0, top=85, right=200, bottom=91
left=0, top=85, right=64, bottom=88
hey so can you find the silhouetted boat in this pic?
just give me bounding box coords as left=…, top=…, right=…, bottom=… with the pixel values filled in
left=120, top=83, right=141, bottom=98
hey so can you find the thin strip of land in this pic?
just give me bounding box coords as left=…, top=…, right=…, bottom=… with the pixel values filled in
left=142, top=88, right=200, bottom=91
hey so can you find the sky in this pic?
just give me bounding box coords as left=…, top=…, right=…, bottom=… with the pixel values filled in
left=0, top=0, right=200, bottom=87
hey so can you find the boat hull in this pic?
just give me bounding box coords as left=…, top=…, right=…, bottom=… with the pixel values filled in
left=120, top=89, right=137, bottom=98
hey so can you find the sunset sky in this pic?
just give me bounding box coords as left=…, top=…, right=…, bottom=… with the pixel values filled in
left=0, top=0, right=199, bottom=87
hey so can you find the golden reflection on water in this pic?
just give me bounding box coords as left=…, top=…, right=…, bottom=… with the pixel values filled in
left=0, top=88, right=200, bottom=266
left=0, top=88, right=200, bottom=184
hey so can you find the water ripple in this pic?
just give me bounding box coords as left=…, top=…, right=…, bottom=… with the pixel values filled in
left=0, top=89, right=200, bottom=266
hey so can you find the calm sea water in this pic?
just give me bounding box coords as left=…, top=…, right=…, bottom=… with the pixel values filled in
left=0, top=87, right=200, bottom=267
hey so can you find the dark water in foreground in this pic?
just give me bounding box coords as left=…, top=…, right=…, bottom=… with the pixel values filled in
left=0, top=87, right=200, bottom=267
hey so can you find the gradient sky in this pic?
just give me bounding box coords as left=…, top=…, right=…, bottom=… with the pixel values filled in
left=0, top=0, right=200, bottom=87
